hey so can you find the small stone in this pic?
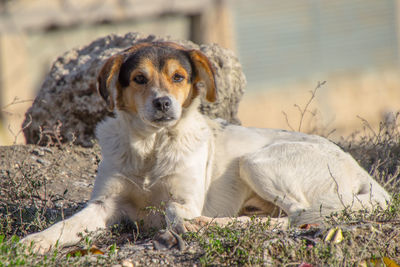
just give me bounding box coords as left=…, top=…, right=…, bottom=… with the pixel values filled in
left=42, top=147, right=53, bottom=154
left=187, top=247, right=197, bottom=254
left=32, top=148, right=45, bottom=156
left=37, top=158, right=51, bottom=166
left=121, top=259, right=134, bottom=267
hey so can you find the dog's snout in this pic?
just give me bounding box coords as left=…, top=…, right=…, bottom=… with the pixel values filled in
left=153, top=97, right=172, bottom=112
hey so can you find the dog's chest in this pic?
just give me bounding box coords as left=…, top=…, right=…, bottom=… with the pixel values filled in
left=125, top=135, right=192, bottom=189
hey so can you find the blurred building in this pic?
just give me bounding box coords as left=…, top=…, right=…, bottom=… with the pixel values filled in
left=0, top=0, right=399, bottom=144
left=234, top=0, right=399, bottom=89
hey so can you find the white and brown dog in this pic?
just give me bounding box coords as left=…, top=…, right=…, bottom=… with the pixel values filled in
left=22, top=42, right=390, bottom=252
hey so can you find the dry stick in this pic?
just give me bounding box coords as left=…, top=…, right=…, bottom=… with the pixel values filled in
left=281, top=111, right=295, bottom=131
left=383, top=167, right=400, bottom=189
left=1, top=97, right=33, bottom=112
left=37, top=120, right=64, bottom=147
left=281, top=81, right=326, bottom=132
left=358, top=230, right=377, bottom=262
left=297, top=81, right=326, bottom=132
left=8, top=114, right=32, bottom=145
left=327, top=164, right=346, bottom=209
left=357, top=115, right=378, bottom=140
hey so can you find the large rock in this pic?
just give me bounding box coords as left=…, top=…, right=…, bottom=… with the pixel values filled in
left=22, top=32, right=246, bottom=147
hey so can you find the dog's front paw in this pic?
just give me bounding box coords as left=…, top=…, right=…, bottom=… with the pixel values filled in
left=20, top=233, right=56, bottom=254
left=153, top=229, right=185, bottom=250
left=152, top=216, right=213, bottom=250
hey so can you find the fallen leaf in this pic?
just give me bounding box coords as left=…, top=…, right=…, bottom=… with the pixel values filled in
left=359, top=257, right=400, bottom=267
left=298, top=263, right=314, bottom=267
left=383, top=257, right=400, bottom=267
left=324, top=227, right=337, bottom=242
left=67, top=245, right=105, bottom=257
left=299, top=223, right=319, bottom=230
left=332, top=228, right=343, bottom=244
left=324, top=227, right=343, bottom=244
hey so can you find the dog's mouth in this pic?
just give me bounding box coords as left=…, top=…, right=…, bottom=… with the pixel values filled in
left=152, top=116, right=176, bottom=123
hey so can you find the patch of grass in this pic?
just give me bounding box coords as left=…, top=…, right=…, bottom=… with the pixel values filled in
left=0, top=234, right=119, bottom=267
left=188, top=197, right=400, bottom=266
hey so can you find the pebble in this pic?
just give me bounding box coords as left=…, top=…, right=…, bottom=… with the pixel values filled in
left=32, top=148, right=45, bottom=156
left=187, top=248, right=197, bottom=254
left=121, top=259, right=134, bottom=267
left=73, top=181, right=89, bottom=187
left=37, top=158, right=51, bottom=166
left=42, top=147, right=53, bottom=154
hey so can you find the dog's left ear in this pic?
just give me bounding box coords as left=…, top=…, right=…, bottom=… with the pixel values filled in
left=188, top=50, right=217, bottom=102
left=97, top=54, right=125, bottom=111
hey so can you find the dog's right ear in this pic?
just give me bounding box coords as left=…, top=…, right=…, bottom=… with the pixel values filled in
left=188, top=50, right=217, bottom=103
left=97, top=54, right=125, bottom=111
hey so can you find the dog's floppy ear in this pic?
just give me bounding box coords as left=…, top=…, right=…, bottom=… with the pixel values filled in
left=97, top=54, right=125, bottom=111
left=188, top=50, right=217, bottom=102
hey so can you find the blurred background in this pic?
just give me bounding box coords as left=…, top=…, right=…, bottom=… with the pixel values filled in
left=0, top=0, right=399, bottom=145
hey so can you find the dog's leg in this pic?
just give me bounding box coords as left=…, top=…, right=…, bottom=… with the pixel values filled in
left=238, top=142, right=390, bottom=226
left=21, top=197, right=119, bottom=254
left=165, top=202, right=201, bottom=232
left=239, top=150, right=307, bottom=219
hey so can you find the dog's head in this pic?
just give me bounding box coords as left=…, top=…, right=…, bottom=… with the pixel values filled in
left=97, top=42, right=217, bottom=128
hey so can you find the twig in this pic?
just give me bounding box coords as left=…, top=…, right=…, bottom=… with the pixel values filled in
left=282, top=81, right=326, bottom=133
left=281, top=111, right=295, bottom=131
left=1, top=97, right=34, bottom=111
left=327, top=164, right=346, bottom=209
left=8, top=114, right=32, bottom=145
left=297, top=81, right=326, bottom=132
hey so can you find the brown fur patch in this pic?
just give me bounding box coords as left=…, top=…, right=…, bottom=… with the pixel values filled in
left=97, top=54, right=125, bottom=110
left=117, top=58, right=157, bottom=113
left=188, top=51, right=217, bottom=103
left=161, top=59, right=192, bottom=106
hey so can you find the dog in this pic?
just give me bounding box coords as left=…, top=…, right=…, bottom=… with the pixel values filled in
left=21, top=41, right=390, bottom=253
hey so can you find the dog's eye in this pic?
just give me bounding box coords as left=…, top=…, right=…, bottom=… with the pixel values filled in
left=133, top=75, right=148, bottom=85
left=172, top=73, right=184, bottom=83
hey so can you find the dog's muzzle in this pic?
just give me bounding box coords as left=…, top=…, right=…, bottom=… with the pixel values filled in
left=153, top=96, right=172, bottom=112
left=152, top=96, right=176, bottom=122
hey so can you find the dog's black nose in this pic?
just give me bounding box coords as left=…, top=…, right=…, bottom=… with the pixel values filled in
left=153, top=96, right=172, bottom=112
